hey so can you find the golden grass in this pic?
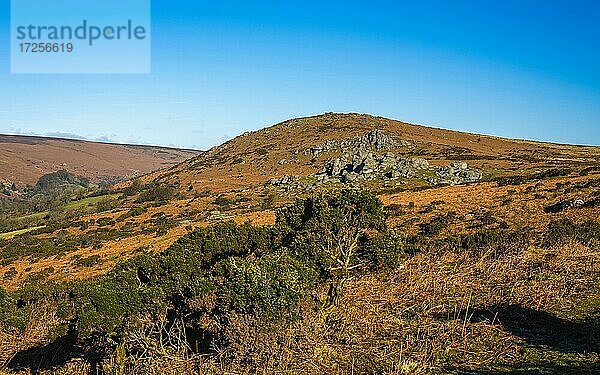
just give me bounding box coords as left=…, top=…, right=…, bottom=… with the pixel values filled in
left=3, top=240, right=597, bottom=374
left=3, top=171, right=600, bottom=292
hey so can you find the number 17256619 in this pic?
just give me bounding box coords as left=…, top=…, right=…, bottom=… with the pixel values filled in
left=19, top=43, right=74, bottom=53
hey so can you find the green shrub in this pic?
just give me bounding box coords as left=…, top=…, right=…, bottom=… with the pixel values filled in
left=478, top=211, right=496, bottom=225
left=384, top=204, right=406, bottom=217
left=214, top=196, right=234, bottom=207
left=3, top=267, right=18, bottom=280
left=122, top=179, right=144, bottom=197
left=456, top=229, right=529, bottom=257
left=116, top=206, right=147, bottom=222
left=215, top=253, right=316, bottom=321
left=277, top=188, right=386, bottom=278
left=277, top=188, right=386, bottom=305
left=96, top=217, right=115, bottom=227
left=0, top=287, right=14, bottom=326
left=73, top=262, right=166, bottom=337
left=77, top=255, right=101, bottom=267
left=0, top=281, right=70, bottom=332
left=361, top=231, right=408, bottom=271
left=135, top=184, right=174, bottom=203
left=260, top=193, right=277, bottom=210
left=419, top=212, right=456, bottom=237
left=534, top=168, right=572, bottom=180
left=95, top=197, right=120, bottom=213
left=544, top=219, right=600, bottom=247
left=495, top=168, right=572, bottom=187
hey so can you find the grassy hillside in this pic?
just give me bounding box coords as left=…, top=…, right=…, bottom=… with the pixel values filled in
left=0, top=114, right=599, bottom=374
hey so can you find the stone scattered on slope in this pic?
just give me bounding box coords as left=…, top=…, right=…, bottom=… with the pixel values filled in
left=432, top=162, right=483, bottom=186
left=544, top=198, right=585, bottom=213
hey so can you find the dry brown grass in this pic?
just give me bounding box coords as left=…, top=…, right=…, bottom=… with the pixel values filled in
left=0, top=303, right=61, bottom=370
left=3, top=238, right=597, bottom=375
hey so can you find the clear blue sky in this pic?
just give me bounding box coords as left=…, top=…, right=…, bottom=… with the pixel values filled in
left=0, top=0, right=599, bottom=149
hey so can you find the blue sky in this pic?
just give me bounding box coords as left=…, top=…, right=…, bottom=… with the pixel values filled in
left=0, top=0, right=599, bottom=149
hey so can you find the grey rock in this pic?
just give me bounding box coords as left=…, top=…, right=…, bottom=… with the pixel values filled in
left=357, top=129, right=397, bottom=151
left=435, top=162, right=482, bottom=185
left=268, top=132, right=481, bottom=194
left=545, top=198, right=585, bottom=213
left=304, top=129, right=411, bottom=158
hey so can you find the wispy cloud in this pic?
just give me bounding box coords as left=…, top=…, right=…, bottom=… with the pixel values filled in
left=44, top=132, right=88, bottom=140
left=2, top=128, right=92, bottom=141
left=6, top=127, right=36, bottom=136
left=94, top=135, right=115, bottom=143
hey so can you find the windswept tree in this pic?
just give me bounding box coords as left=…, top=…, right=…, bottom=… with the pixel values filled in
left=277, top=188, right=386, bottom=305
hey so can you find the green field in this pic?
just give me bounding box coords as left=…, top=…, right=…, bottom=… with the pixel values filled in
left=0, top=225, right=46, bottom=239
left=8, top=194, right=121, bottom=231
left=63, top=194, right=121, bottom=211
left=15, top=211, right=49, bottom=222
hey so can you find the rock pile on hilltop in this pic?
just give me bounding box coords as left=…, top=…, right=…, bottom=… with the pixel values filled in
left=312, top=153, right=482, bottom=185
left=270, top=129, right=483, bottom=192
left=305, top=129, right=411, bottom=158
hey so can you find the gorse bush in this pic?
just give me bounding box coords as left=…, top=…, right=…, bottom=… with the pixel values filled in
left=214, top=196, right=234, bottom=207
left=360, top=231, right=408, bottom=271
left=71, top=261, right=169, bottom=337
left=122, top=179, right=144, bottom=197
left=166, top=221, right=275, bottom=271
left=215, top=253, right=316, bottom=321
left=276, top=189, right=387, bottom=304
left=419, top=212, right=456, bottom=237
left=135, top=184, right=174, bottom=203
left=277, top=189, right=386, bottom=276
left=0, top=286, right=9, bottom=308
left=450, top=229, right=530, bottom=258
left=0, top=188, right=404, bottom=361
left=493, top=168, right=572, bottom=186
left=116, top=206, right=147, bottom=222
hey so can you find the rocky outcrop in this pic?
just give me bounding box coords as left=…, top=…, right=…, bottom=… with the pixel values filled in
left=269, top=130, right=483, bottom=192
left=315, top=151, right=430, bottom=183
left=357, top=129, right=399, bottom=151
left=268, top=175, right=299, bottom=188
left=206, top=210, right=233, bottom=222
left=305, top=129, right=411, bottom=158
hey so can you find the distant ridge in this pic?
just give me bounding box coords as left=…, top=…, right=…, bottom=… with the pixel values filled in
left=0, top=134, right=200, bottom=187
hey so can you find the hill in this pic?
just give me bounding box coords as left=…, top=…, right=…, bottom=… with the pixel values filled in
left=149, top=113, right=599, bottom=194
left=2, top=112, right=600, bottom=286
left=0, top=134, right=200, bottom=189
left=0, top=113, right=599, bottom=374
